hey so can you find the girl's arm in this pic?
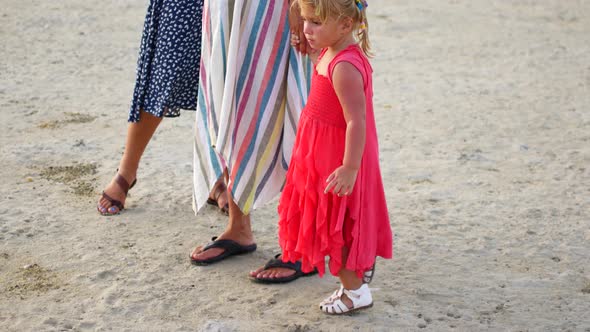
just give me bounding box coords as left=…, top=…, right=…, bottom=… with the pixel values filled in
left=324, top=61, right=366, bottom=196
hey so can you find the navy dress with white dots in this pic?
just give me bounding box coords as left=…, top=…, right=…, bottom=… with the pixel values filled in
left=128, top=0, right=203, bottom=122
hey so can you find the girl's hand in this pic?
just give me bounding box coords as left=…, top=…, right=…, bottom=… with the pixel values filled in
left=290, top=33, right=302, bottom=49
left=324, top=165, right=358, bottom=196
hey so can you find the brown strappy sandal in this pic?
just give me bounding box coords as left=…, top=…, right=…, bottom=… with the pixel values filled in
left=206, top=181, right=229, bottom=215
left=97, top=173, right=136, bottom=216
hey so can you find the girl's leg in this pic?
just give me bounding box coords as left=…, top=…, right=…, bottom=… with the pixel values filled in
left=337, top=246, right=364, bottom=308
left=319, top=246, right=372, bottom=312
left=339, top=269, right=363, bottom=291
left=97, top=110, right=162, bottom=214
left=320, top=267, right=372, bottom=314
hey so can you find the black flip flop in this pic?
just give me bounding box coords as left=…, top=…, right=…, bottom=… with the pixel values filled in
left=250, top=254, right=317, bottom=284
left=190, top=237, right=257, bottom=266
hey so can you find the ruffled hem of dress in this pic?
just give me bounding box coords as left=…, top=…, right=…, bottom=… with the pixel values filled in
left=127, top=99, right=197, bottom=123
left=277, top=117, right=376, bottom=278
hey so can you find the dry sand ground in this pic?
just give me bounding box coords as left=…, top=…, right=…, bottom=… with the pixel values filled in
left=1, top=0, right=589, bottom=331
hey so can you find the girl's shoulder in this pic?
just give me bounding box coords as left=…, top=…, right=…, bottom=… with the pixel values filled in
left=328, top=44, right=372, bottom=85
left=331, top=44, right=370, bottom=67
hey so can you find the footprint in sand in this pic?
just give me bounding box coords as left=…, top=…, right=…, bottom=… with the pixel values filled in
left=416, top=313, right=433, bottom=329
left=38, top=163, right=97, bottom=197
left=1, top=262, right=64, bottom=299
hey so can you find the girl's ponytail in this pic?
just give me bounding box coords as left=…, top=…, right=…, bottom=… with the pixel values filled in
left=355, top=0, right=372, bottom=57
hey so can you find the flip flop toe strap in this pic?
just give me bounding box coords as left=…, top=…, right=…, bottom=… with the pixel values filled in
left=202, top=237, right=239, bottom=252
left=101, top=192, right=124, bottom=210
left=263, top=259, right=301, bottom=272
left=201, top=237, right=256, bottom=254
left=264, top=254, right=318, bottom=275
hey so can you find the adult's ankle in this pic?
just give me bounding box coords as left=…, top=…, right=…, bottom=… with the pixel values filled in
left=116, top=166, right=137, bottom=182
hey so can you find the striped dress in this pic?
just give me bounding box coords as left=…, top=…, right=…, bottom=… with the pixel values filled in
left=193, top=0, right=311, bottom=214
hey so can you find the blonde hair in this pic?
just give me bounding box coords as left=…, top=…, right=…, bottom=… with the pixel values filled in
left=297, top=0, right=372, bottom=57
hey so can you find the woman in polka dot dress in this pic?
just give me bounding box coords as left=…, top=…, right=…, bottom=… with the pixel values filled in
left=98, top=0, right=227, bottom=215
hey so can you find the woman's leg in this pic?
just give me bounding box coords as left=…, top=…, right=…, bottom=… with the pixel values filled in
left=99, top=109, right=228, bottom=215
left=97, top=110, right=162, bottom=214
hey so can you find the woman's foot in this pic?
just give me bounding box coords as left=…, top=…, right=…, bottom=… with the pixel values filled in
left=206, top=179, right=229, bottom=215
left=191, top=186, right=254, bottom=263
left=97, top=172, right=136, bottom=215
left=190, top=228, right=255, bottom=263
left=249, top=254, right=298, bottom=281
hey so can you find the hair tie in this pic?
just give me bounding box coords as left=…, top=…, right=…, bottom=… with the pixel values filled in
left=355, top=0, right=368, bottom=11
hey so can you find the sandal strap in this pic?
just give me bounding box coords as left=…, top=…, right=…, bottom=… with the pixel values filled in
left=363, top=262, right=376, bottom=284
left=334, top=301, right=348, bottom=314
left=202, top=236, right=238, bottom=252
left=343, top=288, right=363, bottom=302
left=263, top=257, right=302, bottom=271
left=114, top=174, right=133, bottom=195
left=320, top=298, right=349, bottom=314
left=320, top=284, right=372, bottom=314
left=342, top=284, right=371, bottom=307
left=320, top=286, right=343, bottom=306
left=101, top=192, right=124, bottom=210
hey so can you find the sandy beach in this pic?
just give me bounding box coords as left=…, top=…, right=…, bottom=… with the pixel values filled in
left=1, top=0, right=589, bottom=330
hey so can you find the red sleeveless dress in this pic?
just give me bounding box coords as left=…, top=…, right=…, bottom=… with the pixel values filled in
left=278, top=45, right=393, bottom=277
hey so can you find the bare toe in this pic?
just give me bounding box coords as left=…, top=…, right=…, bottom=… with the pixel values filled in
left=249, top=266, right=265, bottom=277
left=190, top=245, right=205, bottom=260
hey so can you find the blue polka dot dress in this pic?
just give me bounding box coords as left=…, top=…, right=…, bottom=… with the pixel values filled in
left=128, top=0, right=203, bottom=122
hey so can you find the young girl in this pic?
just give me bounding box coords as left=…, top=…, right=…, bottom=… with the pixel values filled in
left=277, top=0, right=393, bottom=314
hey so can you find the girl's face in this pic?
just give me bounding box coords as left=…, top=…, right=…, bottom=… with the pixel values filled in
left=300, top=5, right=349, bottom=50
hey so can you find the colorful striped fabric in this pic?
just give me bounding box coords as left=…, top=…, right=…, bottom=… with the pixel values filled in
left=193, top=0, right=311, bottom=214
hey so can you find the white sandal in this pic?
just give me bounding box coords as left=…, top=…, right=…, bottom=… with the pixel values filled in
left=320, top=286, right=343, bottom=306
left=319, top=284, right=373, bottom=315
